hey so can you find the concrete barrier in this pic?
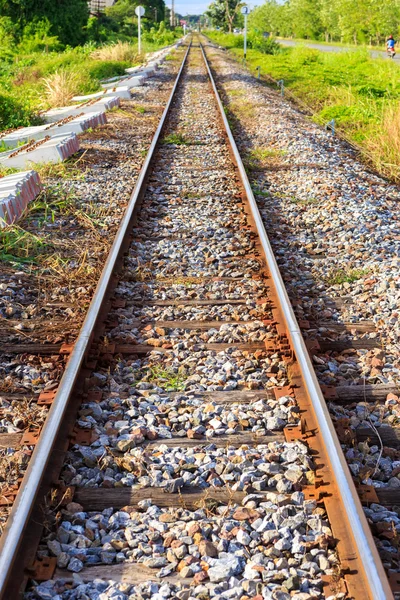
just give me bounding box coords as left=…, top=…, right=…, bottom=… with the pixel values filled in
left=0, top=170, right=42, bottom=227
left=43, top=96, right=120, bottom=124
left=0, top=111, right=107, bottom=149
left=72, top=84, right=135, bottom=103
left=101, top=75, right=145, bottom=89
left=125, top=66, right=156, bottom=77
left=0, top=133, right=80, bottom=169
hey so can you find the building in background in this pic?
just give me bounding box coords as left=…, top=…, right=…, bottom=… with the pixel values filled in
left=88, top=0, right=116, bottom=14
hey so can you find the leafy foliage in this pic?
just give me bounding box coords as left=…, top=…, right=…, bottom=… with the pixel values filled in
left=0, top=0, right=89, bottom=46
left=246, top=0, right=400, bottom=44
left=205, top=0, right=244, bottom=33
left=0, top=0, right=182, bottom=131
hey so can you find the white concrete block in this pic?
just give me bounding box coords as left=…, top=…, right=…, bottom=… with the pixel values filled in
left=0, top=112, right=107, bottom=149
left=102, top=75, right=144, bottom=89
left=0, top=133, right=80, bottom=169
left=125, top=66, right=155, bottom=78
left=72, top=85, right=132, bottom=102
left=42, top=97, right=120, bottom=123
left=101, top=75, right=123, bottom=84
left=0, top=170, right=42, bottom=227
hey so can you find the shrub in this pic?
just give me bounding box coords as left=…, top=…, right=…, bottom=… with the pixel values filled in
left=248, top=33, right=280, bottom=54
left=0, top=17, right=16, bottom=62
left=19, top=18, right=62, bottom=53
left=91, top=41, right=137, bottom=62
left=0, top=92, right=39, bottom=129
left=87, top=60, right=129, bottom=80
left=143, top=22, right=182, bottom=47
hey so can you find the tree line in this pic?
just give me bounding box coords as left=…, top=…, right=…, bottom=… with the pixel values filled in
left=0, top=0, right=170, bottom=50
left=206, top=0, right=400, bottom=44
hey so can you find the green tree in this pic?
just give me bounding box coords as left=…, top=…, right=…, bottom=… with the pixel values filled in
left=248, top=0, right=400, bottom=44
left=287, top=0, right=322, bottom=38
left=206, top=0, right=243, bottom=32
left=205, top=0, right=227, bottom=29
left=105, top=0, right=166, bottom=37
left=0, top=0, right=89, bottom=46
left=248, top=1, right=283, bottom=35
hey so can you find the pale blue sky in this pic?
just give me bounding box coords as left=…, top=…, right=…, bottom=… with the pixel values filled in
left=173, top=0, right=258, bottom=16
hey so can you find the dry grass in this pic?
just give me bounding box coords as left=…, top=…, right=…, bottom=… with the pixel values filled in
left=91, top=41, right=138, bottom=63
left=366, top=106, right=400, bottom=181
left=43, top=70, right=80, bottom=107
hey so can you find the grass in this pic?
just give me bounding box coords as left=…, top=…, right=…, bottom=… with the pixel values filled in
left=145, top=365, right=187, bottom=391
left=289, top=196, right=319, bottom=206
left=228, top=98, right=256, bottom=120
left=43, top=69, right=80, bottom=106
left=27, top=184, right=77, bottom=224
left=162, top=132, right=189, bottom=145
left=207, top=31, right=400, bottom=182
left=0, top=226, right=50, bottom=264
left=33, top=157, right=87, bottom=180
left=325, top=267, right=370, bottom=286
left=0, top=166, right=17, bottom=178
left=244, top=147, right=287, bottom=170
left=91, top=41, right=138, bottom=63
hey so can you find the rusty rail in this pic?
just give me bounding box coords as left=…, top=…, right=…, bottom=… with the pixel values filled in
left=200, top=39, right=393, bottom=600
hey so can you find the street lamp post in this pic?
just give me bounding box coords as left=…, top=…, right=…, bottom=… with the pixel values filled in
left=135, top=5, right=145, bottom=55
left=241, top=5, right=249, bottom=63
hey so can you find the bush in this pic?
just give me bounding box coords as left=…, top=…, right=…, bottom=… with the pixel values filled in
left=206, top=31, right=280, bottom=54
left=86, top=60, right=129, bottom=80
left=143, top=22, right=182, bottom=47
left=19, top=18, right=62, bottom=53
left=0, top=92, right=39, bottom=130
left=0, top=17, right=16, bottom=62
left=248, top=33, right=280, bottom=54
left=91, top=41, right=137, bottom=62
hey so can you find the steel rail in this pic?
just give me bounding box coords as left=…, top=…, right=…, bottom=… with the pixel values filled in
left=0, top=41, right=191, bottom=598
left=199, top=40, right=393, bottom=600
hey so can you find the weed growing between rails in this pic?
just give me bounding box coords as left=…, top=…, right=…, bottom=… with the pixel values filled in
left=325, top=267, right=371, bottom=286
left=206, top=31, right=400, bottom=182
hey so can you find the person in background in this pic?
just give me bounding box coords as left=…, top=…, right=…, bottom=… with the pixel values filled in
left=387, top=35, right=396, bottom=58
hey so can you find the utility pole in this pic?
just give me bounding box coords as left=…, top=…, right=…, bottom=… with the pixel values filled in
left=170, top=0, right=175, bottom=28
left=153, top=7, right=158, bottom=22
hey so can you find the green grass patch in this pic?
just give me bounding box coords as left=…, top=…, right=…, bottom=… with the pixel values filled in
left=245, top=147, right=287, bottom=170
left=162, top=132, right=190, bottom=145
left=325, top=267, right=369, bottom=286
left=27, top=184, right=77, bottom=224
left=289, top=196, right=319, bottom=206
left=33, top=158, right=86, bottom=181
left=0, top=225, right=50, bottom=264
left=146, top=365, right=187, bottom=391
left=207, top=31, right=400, bottom=180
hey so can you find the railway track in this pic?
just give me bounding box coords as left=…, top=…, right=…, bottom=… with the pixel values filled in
left=202, top=36, right=400, bottom=593
left=0, top=38, right=394, bottom=599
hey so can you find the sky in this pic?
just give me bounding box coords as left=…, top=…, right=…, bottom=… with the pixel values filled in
left=174, top=0, right=258, bottom=16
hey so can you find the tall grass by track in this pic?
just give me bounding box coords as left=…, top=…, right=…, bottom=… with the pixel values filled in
left=207, top=31, right=400, bottom=182
left=0, top=38, right=178, bottom=131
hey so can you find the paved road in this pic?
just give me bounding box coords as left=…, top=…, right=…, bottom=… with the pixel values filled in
left=279, top=39, right=399, bottom=61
